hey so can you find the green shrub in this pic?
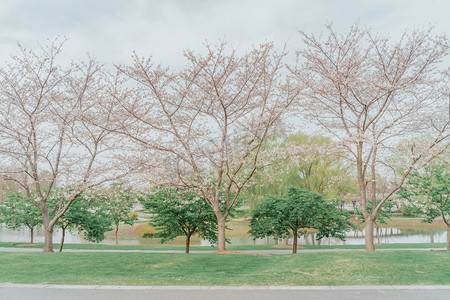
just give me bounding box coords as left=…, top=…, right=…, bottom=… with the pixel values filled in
left=399, top=205, right=420, bottom=217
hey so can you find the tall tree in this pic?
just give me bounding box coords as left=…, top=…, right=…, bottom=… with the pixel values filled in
left=0, top=41, right=125, bottom=251
left=113, top=42, right=299, bottom=252
left=0, top=192, right=42, bottom=244
left=140, top=187, right=219, bottom=253
left=292, top=25, right=449, bottom=250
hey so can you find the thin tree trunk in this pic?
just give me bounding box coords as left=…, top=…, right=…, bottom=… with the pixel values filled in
left=376, top=224, right=380, bottom=244
left=293, top=230, right=298, bottom=254
left=115, top=225, right=119, bottom=245
left=217, top=217, right=226, bottom=252
left=364, top=220, right=375, bottom=251
left=185, top=234, right=191, bottom=254
left=430, top=229, right=434, bottom=244
left=30, top=227, right=34, bottom=244
left=59, top=227, right=66, bottom=252
left=447, top=225, right=450, bottom=251
left=44, top=227, right=54, bottom=252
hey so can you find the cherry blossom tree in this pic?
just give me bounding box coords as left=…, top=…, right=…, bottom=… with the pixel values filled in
left=0, top=41, right=126, bottom=252
left=113, top=42, right=299, bottom=252
left=292, top=25, right=449, bottom=251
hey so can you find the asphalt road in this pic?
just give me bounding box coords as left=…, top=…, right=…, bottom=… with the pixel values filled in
left=1, top=285, right=449, bottom=300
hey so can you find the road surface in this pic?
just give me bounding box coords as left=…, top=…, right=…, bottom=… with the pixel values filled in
left=1, top=284, right=449, bottom=300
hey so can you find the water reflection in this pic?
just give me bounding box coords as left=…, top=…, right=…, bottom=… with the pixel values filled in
left=0, top=224, right=83, bottom=244
left=1, top=223, right=446, bottom=246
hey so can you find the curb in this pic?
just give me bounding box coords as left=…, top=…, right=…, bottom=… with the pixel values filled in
left=1, top=284, right=450, bottom=290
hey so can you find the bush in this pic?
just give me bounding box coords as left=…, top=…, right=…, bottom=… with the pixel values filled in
left=142, top=232, right=154, bottom=238
left=399, top=205, right=421, bottom=217
left=129, top=212, right=139, bottom=219
left=134, top=223, right=155, bottom=238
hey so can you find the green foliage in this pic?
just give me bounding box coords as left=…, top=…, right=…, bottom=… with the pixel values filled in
left=0, top=192, right=42, bottom=236
left=140, top=187, right=218, bottom=247
left=102, top=182, right=137, bottom=228
left=398, top=164, right=449, bottom=224
left=129, top=211, right=139, bottom=219
left=56, top=195, right=112, bottom=243
left=249, top=187, right=352, bottom=244
left=242, top=132, right=356, bottom=208
left=398, top=205, right=422, bottom=217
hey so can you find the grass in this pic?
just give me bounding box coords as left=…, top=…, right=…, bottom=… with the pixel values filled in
left=0, top=251, right=449, bottom=286
left=0, top=241, right=446, bottom=251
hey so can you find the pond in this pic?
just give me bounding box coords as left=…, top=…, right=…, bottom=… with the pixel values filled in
left=0, top=222, right=446, bottom=246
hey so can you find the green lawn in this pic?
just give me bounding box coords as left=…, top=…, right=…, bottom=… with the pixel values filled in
left=0, top=241, right=446, bottom=251
left=0, top=251, right=448, bottom=286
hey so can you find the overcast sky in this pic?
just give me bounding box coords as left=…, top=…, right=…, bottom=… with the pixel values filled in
left=0, top=0, right=449, bottom=68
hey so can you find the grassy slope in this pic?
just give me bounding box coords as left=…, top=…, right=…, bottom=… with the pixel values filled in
left=0, top=251, right=449, bottom=286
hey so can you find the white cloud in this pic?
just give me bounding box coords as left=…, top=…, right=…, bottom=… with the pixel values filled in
left=0, top=0, right=448, bottom=67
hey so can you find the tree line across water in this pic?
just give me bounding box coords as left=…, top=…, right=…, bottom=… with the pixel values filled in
left=0, top=24, right=448, bottom=252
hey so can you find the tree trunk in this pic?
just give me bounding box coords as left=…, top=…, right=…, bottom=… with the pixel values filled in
left=115, top=225, right=119, bottom=245
left=293, top=230, right=298, bottom=254
left=447, top=225, right=450, bottom=251
left=376, top=224, right=380, bottom=244
left=59, top=227, right=66, bottom=252
left=429, top=229, right=434, bottom=244
left=30, top=227, right=34, bottom=244
left=217, top=217, right=226, bottom=252
left=364, top=220, right=375, bottom=251
left=44, top=227, right=54, bottom=252
left=185, top=234, right=191, bottom=254
left=41, top=206, right=54, bottom=252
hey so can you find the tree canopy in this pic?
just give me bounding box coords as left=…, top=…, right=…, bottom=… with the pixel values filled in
left=140, top=187, right=219, bottom=253
left=0, top=192, right=42, bottom=244
left=249, top=187, right=352, bottom=253
left=55, top=194, right=112, bottom=252
left=398, top=164, right=450, bottom=250
left=242, top=132, right=356, bottom=209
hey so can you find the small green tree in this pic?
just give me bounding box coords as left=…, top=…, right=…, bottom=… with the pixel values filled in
left=249, top=187, right=352, bottom=253
left=0, top=192, right=42, bottom=244
left=140, top=187, right=219, bottom=253
left=101, top=182, right=137, bottom=245
left=55, top=195, right=112, bottom=252
left=398, top=164, right=450, bottom=250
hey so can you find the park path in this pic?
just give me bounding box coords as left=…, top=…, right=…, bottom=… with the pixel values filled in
left=1, top=284, right=450, bottom=300
left=0, top=247, right=446, bottom=254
